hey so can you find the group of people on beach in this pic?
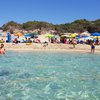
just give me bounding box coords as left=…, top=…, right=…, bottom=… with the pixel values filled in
left=69, top=37, right=95, bottom=54
left=0, top=36, right=98, bottom=55
left=0, top=41, right=96, bottom=54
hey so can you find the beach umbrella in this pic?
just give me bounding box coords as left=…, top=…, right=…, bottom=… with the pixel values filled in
left=45, top=33, right=54, bottom=38
left=54, top=35, right=60, bottom=39
left=92, top=32, right=100, bottom=36
left=70, top=33, right=78, bottom=38
left=61, top=34, right=69, bottom=37
left=25, top=33, right=31, bottom=38
left=14, top=32, right=24, bottom=36
left=14, top=33, right=19, bottom=36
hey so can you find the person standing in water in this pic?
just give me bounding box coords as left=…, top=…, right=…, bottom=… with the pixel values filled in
left=0, top=44, right=6, bottom=54
left=72, top=37, right=77, bottom=48
left=91, top=41, right=95, bottom=54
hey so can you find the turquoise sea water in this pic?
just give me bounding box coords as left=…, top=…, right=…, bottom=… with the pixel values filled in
left=0, top=51, right=100, bottom=100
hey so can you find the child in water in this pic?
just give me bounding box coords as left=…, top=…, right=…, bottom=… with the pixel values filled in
left=0, top=44, right=6, bottom=54
left=91, top=41, right=95, bottom=54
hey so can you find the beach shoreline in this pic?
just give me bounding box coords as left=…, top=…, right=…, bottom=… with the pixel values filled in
left=3, top=43, right=100, bottom=53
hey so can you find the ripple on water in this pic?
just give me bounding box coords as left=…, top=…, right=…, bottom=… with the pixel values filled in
left=0, top=51, right=100, bottom=100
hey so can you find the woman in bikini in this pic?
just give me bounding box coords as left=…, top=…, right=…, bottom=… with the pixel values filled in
left=91, top=41, right=95, bottom=54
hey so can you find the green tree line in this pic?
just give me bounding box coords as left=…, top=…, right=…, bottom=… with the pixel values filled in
left=1, top=19, right=100, bottom=34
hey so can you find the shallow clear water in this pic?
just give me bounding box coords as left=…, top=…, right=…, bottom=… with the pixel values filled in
left=0, top=51, right=100, bottom=100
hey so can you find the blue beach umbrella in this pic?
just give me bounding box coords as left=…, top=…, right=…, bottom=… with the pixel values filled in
left=92, top=32, right=100, bottom=36
left=25, top=33, right=31, bottom=38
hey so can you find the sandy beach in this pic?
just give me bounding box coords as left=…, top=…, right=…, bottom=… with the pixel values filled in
left=3, top=43, right=100, bottom=53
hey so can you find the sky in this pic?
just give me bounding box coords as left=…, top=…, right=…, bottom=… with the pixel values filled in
left=0, top=0, right=100, bottom=26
